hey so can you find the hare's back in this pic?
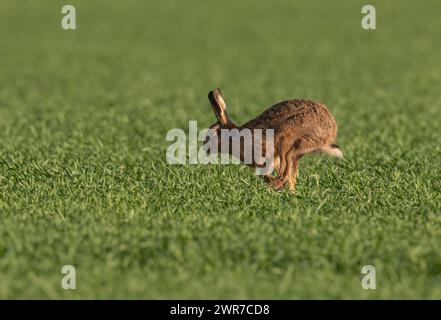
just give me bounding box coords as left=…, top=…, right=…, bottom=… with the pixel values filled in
left=243, top=99, right=336, bottom=132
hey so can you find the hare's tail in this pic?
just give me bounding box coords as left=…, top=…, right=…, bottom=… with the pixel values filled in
left=321, top=144, right=343, bottom=158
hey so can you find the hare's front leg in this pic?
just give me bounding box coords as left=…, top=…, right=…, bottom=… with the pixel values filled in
left=262, top=155, right=279, bottom=183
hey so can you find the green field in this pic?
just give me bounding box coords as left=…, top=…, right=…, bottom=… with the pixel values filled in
left=0, top=0, right=440, bottom=299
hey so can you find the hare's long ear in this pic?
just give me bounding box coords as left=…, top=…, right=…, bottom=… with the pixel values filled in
left=208, top=89, right=229, bottom=125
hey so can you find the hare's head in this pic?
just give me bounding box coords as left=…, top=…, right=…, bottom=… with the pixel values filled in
left=204, top=89, right=237, bottom=153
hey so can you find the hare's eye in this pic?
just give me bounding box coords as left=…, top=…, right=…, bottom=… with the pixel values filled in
left=203, top=130, right=215, bottom=143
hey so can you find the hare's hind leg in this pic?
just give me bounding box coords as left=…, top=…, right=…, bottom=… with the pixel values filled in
left=287, top=159, right=299, bottom=193
left=275, top=146, right=304, bottom=192
left=273, top=146, right=296, bottom=190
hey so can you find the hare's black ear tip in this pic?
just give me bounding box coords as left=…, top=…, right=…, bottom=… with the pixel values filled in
left=208, top=89, right=223, bottom=104
left=208, top=90, right=215, bottom=102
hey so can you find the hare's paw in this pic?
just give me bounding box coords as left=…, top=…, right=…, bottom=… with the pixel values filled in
left=271, top=177, right=288, bottom=190
left=263, top=175, right=276, bottom=183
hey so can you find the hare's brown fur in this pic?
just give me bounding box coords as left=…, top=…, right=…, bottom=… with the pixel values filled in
left=206, top=89, right=342, bottom=193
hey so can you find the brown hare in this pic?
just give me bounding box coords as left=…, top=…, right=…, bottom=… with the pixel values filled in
left=205, top=88, right=343, bottom=192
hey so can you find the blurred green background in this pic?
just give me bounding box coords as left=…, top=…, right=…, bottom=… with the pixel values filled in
left=0, top=0, right=440, bottom=298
